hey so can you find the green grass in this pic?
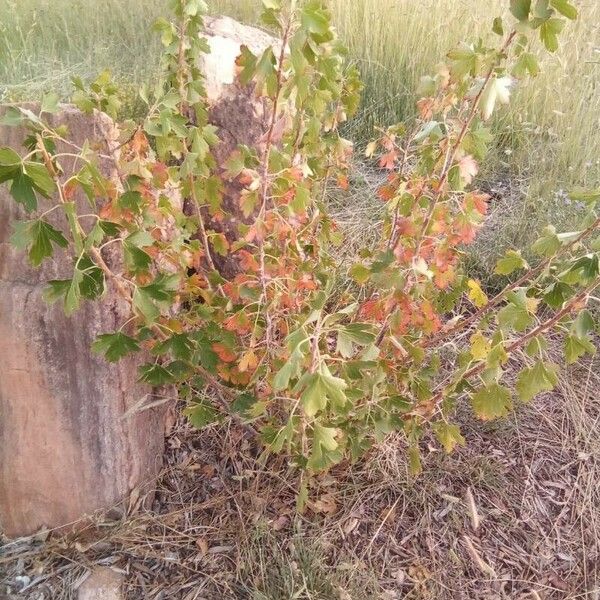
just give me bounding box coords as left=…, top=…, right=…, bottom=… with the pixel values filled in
left=1, top=0, right=599, bottom=267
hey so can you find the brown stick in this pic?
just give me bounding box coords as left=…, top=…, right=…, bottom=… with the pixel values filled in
left=410, top=31, right=517, bottom=256
left=257, top=18, right=294, bottom=350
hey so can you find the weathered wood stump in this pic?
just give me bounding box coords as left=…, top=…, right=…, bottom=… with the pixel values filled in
left=0, top=16, right=279, bottom=538
left=0, top=106, right=167, bottom=538
left=199, top=16, right=279, bottom=277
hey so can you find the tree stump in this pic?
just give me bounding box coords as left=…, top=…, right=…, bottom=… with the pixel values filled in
left=0, top=106, right=167, bottom=538
left=0, top=16, right=281, bottom=538
left=199, top=16, right=280, bottom=277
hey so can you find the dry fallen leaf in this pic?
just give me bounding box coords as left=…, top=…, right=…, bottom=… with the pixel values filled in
left=195, top=537, right=208, bottom=556
left=310, top=493, right=338, bottom=515
left=342, top=517, right=359, bottom=536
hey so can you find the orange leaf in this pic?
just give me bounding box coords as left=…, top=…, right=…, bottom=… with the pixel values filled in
left=458, top=155, right=478, bottom=185
left=238, top=349, right=258, bottom=373
left=212, top=343, right=236, bottom=363
left=337, top=175, right=350, bottom=191
left=377, top=184, right=396, bottom=202
left=238, top=249, right=260, bottom=273
left=379, top=150, right=398, bottom=171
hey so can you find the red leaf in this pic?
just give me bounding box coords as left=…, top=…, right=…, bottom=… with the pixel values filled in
left=337, top=175, right=350, bottom=191
left=379, top=150, right=398, bottom=171
left=212, top=343, right=237, bottom=363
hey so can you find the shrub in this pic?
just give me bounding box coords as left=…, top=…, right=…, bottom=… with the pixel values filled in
left=1, top=0, right=597, bottom=506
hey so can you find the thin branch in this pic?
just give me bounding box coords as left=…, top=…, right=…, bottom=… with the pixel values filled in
left=422, top=216, right=600, bottom=350
left=421, top=278, right=600, bottom=420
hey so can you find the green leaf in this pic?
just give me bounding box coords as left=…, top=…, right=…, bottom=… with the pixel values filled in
left=533, top=0, right=553, bottom=19
left=77, top=256, right=105, bottom=300
left=494, top=249, right=528, bottom=275
left=138, top=363, right=175, bottom=386
left=133, top=287, right=160, bottom=322
left=140, top=274, right=179, bottom=303
left=492, top=16, right=504, bottom=36
left=510, top=0, right=532, bottom=21
left=273, top=361, right=295, bottom=392
left=307, top=424, right=341, bottom=471
left=0, top=147, right=22, bottom=166
left=487, top=343, right=509, bottom=368
left=532, top=225, right=561, bottom=256
left=513, top=52, right=540, bottom=77
left=447, top=46, right=476, bottom=78
left=497, top=296, right=534, bottom=333
left=515, top=361, right=559, bottom=402
left=124, top=243, right=152, bottom=275
left=65, top=269, right=83, bottom=315
left=569, top=188, right=600, bottom=206
left=471, top=383, right=513, bottom=420
left=92, top=332, right=140, bottom=362
left=543, top=281, right=573, bottom=308
left=550, top=0, right=577, bottom=19
left=16, top=219, right=69, bottom=267
left=84, top=221, right=106, bottom=250
left=154, top=333, right=196, bottom=361
left=525, top=335, right=548, bottom=357
left=566, top=254, right=599, bottom=282
left=11, top=170, right=37, bottom=211
left=301, top=372, right=348, bottom=417
left=25, top=160, right=55, bottom=193
left=231, top=392, right=261, bottom=419
left=184, top=402, right=219, bottom=428
left=336, top=330, right=354, bottom=358
left=432, top=422, right=466, bottom=454
left=339, top=323, right=376, bottom=345
left=183, top=0, right=208, bottom=16
left=0, top=107, right=25, bottom=127
left=296, top=477, right=309, bottom=512
left=349, top=263, right=371, bottom=284
left=301, top=374, right=327, bottom=417
left=540, top=18, right=565, bottom=52
left=117, top=190, right=144, bottom=213
left=211, top=233, right=229, bottom=256
left=41, top=91, right=60, bottom=114
left=565, top=335, right=596, bottom=364
left=270, top=418, right=296, bottom=453
left=236, top=45, right=258, bottom=86
left=571, top=310, right=595, bottom=339
left=43, top=279, right=72, bottom=304
left=408, top=444, right=422, bottom=476
left=301, top=4, right=330, bottom=35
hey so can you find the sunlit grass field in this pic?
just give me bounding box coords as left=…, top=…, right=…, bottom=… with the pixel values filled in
left=1, top=0, right=599, bottom=267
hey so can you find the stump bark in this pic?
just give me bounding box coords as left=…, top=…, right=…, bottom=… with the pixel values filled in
left=199, top=16, right=280, bottom=277
left=0, top=106, right=166, bottom=538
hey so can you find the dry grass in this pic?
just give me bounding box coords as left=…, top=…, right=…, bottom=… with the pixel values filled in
left=2, top=351, right=599, bottom=599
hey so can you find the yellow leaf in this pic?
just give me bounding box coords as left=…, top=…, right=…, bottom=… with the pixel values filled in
left=470, top=332, right=491, bottom=361
left=467, top=279, right=488, bottom=308
left=365, top=141, right=378, bottom=158
left=238, top=349, right=258, bottom=373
